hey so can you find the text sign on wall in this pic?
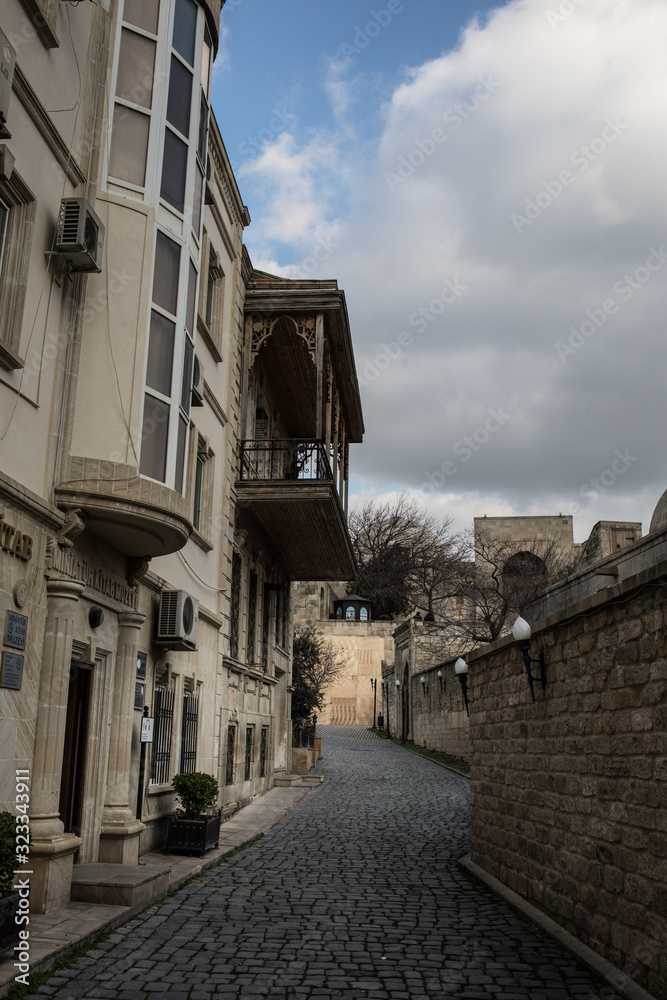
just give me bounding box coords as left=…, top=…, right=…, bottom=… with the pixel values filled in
left=134, top=682, right=145, bottom=711
left=4, top=611, right=27, bottom=650
left=140, top=717, right=154, bottom=743
left=1, top=651, right=24, bottom=689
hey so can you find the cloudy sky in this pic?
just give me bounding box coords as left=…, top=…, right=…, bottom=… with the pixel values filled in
left=212, top=0, right=666, bottom=543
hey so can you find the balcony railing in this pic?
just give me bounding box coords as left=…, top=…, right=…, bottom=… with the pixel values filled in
left=240, top=439, right=333, bottom=482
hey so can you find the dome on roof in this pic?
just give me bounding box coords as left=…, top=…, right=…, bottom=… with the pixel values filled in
left=649, top=490, right=667, bottom=534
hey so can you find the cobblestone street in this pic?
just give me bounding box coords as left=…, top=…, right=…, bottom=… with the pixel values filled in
left=27, top=727, right=622, bottom=1000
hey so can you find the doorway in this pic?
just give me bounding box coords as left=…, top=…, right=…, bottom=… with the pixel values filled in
left=58, top=662, right=92, bottom=845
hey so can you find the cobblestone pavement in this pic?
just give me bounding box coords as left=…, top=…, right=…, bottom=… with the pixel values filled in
left=27, top=727, right=622, bottom=1000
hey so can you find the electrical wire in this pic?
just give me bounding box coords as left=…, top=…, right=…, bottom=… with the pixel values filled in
left=177, top=549, right=227, bottom=592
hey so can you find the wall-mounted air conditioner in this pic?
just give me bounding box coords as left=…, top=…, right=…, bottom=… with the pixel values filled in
left=191, top=354, right=204, bottom=406
left=54, top=198, right=105, bottom=272
left=156, top=590, right=199, bottom=650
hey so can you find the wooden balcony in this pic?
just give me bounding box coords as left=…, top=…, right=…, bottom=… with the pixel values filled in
left=236, top=440, right=355, bottom=580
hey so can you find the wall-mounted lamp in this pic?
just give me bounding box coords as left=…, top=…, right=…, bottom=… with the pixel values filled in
left=512, top=616, right=546, bottom=702
left=454, top=657, right=469, bottom=716
left=437, top=669, right=444, bottom=692
left=370, top=675, right=377, bottom=727
left=420, top=674, right=428, bottom=696
left=395, top=679, right=400, bottom=688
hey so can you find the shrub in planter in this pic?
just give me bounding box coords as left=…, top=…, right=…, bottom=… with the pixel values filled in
left=0, top=811, right=20, bottom=955
left=171, top=771, right=219, bottom=819
left=168, top=773, right=221, bottom=857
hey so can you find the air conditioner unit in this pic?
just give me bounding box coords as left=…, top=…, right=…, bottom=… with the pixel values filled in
left=191, top=354, right=204, bottom=406
left=156, top=590, right=199, bottom=650
left=54, top=198, right=105, bottom=272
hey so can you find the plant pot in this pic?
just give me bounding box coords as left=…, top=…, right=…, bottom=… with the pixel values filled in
left=166, top=812, right=221, bottom=858
left=0, top=890, right=20, bottom=956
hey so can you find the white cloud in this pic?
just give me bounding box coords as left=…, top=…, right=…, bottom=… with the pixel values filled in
left=240, top=0, right=667, bottom=536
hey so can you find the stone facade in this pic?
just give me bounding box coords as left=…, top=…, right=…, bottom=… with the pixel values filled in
left=292, top=581, right=395, bottom=727
left=467, top=560, right=667, bottom=1000
left=0, top=0, right=362, bottom=914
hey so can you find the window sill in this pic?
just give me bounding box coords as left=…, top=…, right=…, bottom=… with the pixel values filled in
left=147, top=783, right=174, bottom=796
left=190, top=526, right=214, bottom=552
left=197, top=314, right=223, bottom=363
left=0, top=341, right=24, bottom=372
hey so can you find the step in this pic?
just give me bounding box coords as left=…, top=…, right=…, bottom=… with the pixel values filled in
left=70, top=863, right=169, bottom=908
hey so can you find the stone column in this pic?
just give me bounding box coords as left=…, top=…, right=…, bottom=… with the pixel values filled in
left=30, top=576, right=85, bottom=913
left=99, top=610, right=146, bottom=865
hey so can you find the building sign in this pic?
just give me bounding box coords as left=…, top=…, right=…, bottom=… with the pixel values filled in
left=134, top=682, right=145, bottom=711
left=140, top=716, right=154, bottom=742
left=0, top=513, right=32, bottom=561
left=136, top=651, right=147, bottom=679
left=4, top=611, right=27, bottom=650
left=1, top=651, right=24, bottom=689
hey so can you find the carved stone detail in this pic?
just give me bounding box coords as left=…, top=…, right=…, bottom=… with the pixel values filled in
left=56, top=508, right=85, bottom=548
left=126, top=557, right=151, bottom=588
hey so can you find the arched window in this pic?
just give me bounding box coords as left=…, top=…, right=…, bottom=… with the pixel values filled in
left=359, top=607, right=368, bottom=621
left=346, top=606, right=356, bottom=620
left=336, top=607, right=343, bottom=619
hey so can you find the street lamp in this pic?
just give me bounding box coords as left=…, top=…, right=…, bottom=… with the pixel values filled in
left=370, top=675, right=377, bottom=728
left=512, top=616, right=546, bottom=702
left=455, top=657, right=470, bottom=717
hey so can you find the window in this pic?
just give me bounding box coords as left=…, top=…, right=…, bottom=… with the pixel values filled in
left=198, top=233, right=225, bottom=361
left=260, top=727, right=269, bottom=778
left=244, top=726, right=254, bottom=781
left=180, top=689, right=199, bottom=772
left=247, top=571, right=258, bottom=663
left=229, top=552, right=242, bottom=659
left=0, top=174, right=36, bottom=371
left=108, top=15, right=158, bottom=189
left=140, top=231, right=198, bottom=492
left=150, top=684, right=175, bottom=784
left=225, top=725, right=235, bottom=785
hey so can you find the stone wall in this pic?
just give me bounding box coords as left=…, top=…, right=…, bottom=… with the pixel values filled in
left=467, top=563, right=667, bottom=1000
left=410, top=661, right=470, bottom=761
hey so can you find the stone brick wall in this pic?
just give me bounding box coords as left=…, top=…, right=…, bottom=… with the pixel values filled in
left=410, top=662, right=470, bottom=761
left=467, top=567, right=667, bottom=999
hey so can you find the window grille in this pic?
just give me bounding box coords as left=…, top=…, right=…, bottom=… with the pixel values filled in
left=180, top=689, right=199, bottom=772
left=274, top=585, right=281, bottom=646
left=244, top=726, right=254, bottom=781
left=150, top=684, right=175, bottom=784
left=225, top=725, right=235, bottom=785
left=230, top=551, right=241, bottom=659
left=247, top=570, right=257, bottom=663
left=261, top=583, right=271, bottom=671
left=260, top=727, right=268, bottom=778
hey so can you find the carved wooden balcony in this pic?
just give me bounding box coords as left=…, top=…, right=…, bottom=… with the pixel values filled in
left=236, top=439, right=355, bottom=580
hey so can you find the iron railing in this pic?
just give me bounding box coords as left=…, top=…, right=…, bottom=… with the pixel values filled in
left=180, top=690, right=199, bottom=773
left=292, top=714, right=317, bottom=748
left=240, top=439, right=333, bottom=482
left=151, top=685, right=174, bottom=785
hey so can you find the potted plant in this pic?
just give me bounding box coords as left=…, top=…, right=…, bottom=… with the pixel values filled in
left=167, top=772, right=221, bottom=858
left=0, top=811, right=19, bottom=955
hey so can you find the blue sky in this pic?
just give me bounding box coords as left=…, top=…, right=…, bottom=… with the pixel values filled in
left=210, top=0, right=667, bottom=542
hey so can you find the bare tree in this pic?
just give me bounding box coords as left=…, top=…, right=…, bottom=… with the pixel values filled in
left=432, top=529, right=575, bottom=645
left=348, top=494, right=463, bottom=618
left=291, top=624, right=347, bottom=722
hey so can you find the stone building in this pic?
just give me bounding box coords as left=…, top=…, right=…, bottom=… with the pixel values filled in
left=0, top=0, right=362, bottom=914
left=292, top=582, right=395, bottom=727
